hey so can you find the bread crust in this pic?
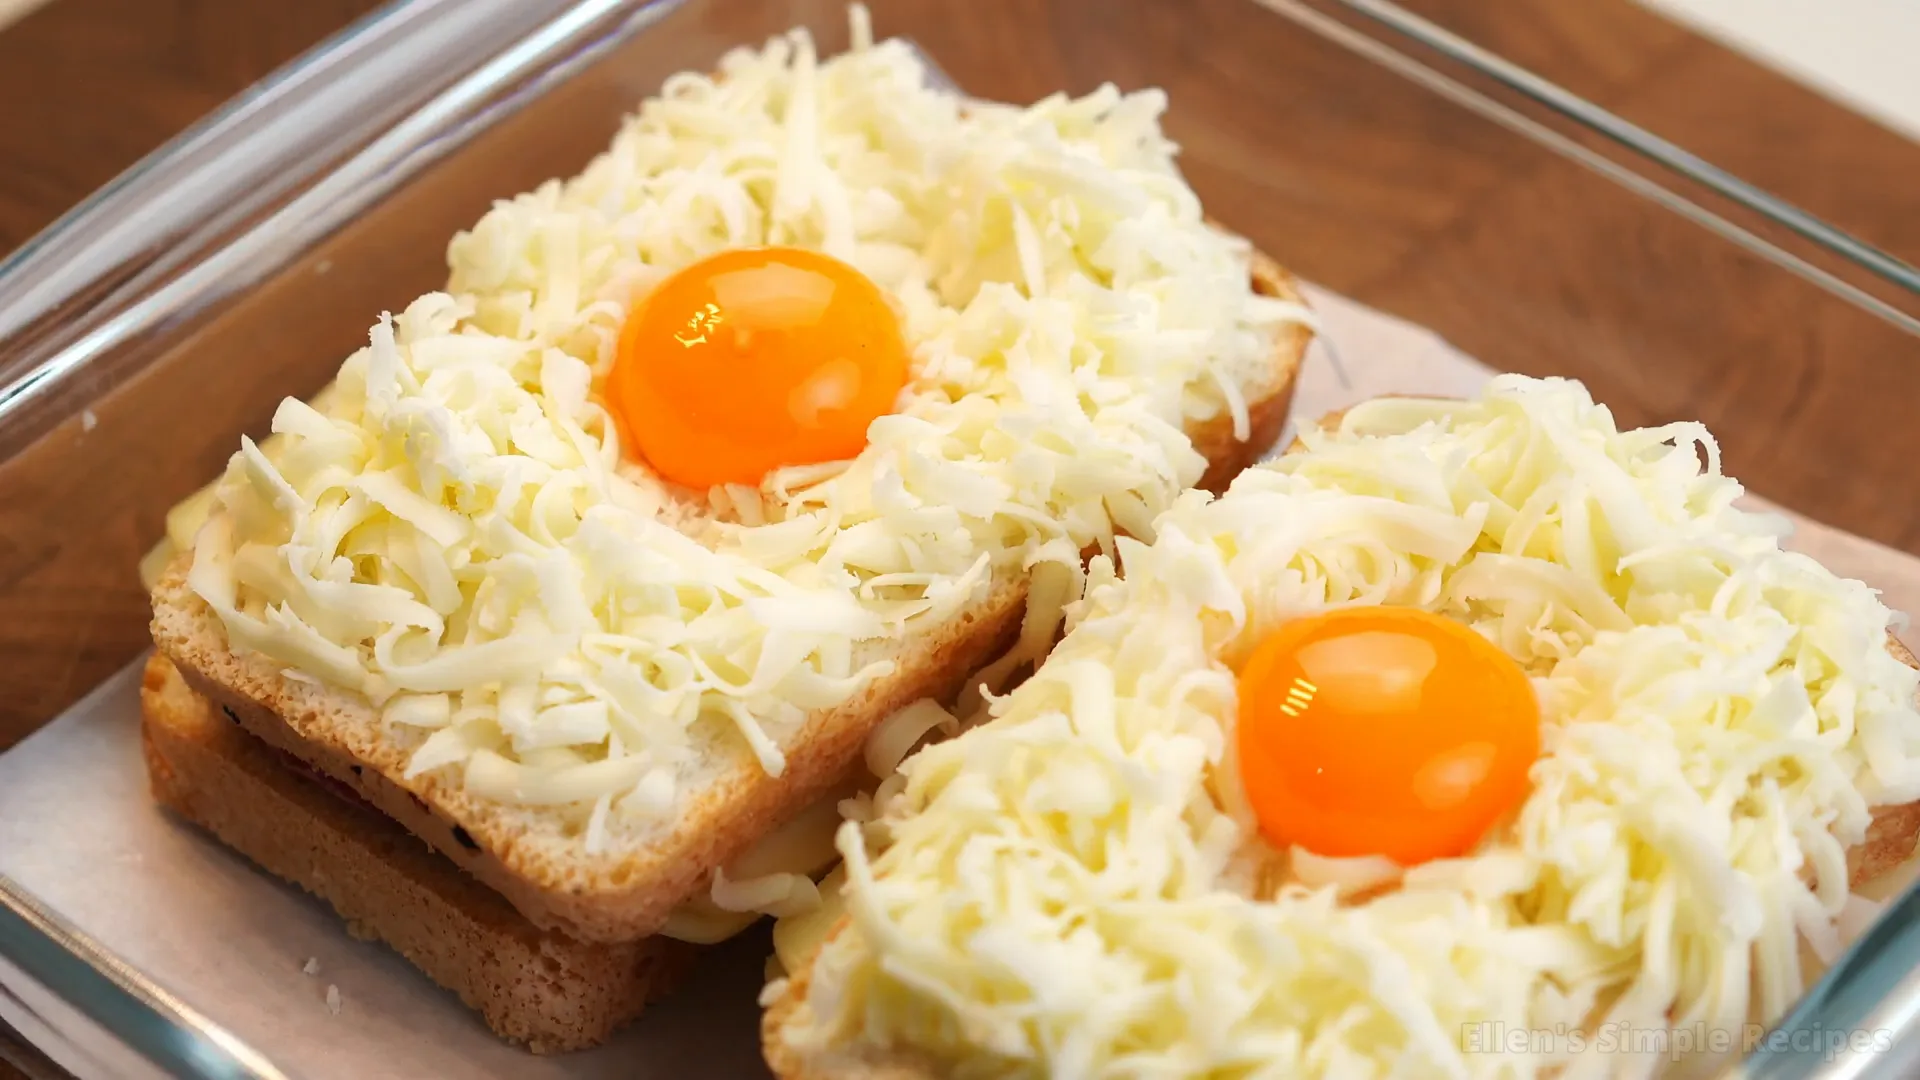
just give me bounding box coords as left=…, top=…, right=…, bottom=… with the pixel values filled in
left=148, top=255, right=1310, bottom=944
left=760, top=405, right=1920, bottom=1080
left=141, top=652, right=694, bottom=1053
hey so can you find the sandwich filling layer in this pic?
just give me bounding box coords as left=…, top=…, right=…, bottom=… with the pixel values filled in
left=780, top=375, right=1920, bottom=1079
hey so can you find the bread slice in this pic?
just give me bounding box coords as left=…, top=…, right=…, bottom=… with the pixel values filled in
left=140, top=651, right=695, bottom=1053
left=759, top=406, right=1920, bottom=1080
left=146, top=252, right=1311, bottom=945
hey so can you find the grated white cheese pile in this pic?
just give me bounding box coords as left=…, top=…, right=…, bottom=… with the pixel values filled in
left=783, top=374, right=1920, bottom=1080
left=183, top=8, right=1307, bottom=857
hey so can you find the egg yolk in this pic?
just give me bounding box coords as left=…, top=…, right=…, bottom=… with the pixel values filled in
left=606, top=247, right=910, bottom=490
left=1235, top=606, right=1541, bottom=866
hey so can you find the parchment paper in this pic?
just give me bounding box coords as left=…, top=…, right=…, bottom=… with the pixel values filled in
left=2, top=285, right=1917, bottom=1079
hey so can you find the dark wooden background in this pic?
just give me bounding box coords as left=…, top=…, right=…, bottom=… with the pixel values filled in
left=1, top=0, right=1919, bottom=1076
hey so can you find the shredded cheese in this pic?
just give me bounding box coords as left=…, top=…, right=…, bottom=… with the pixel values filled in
left=788, top=374, right=1920, bottom=1079
left=182, top=7, right=1308, bottom=857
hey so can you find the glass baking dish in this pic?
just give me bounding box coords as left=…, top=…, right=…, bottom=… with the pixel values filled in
left=1, top=0, right=1917, bottom=1077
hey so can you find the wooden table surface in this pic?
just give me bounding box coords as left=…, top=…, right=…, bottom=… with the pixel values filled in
left=2, top=0, right=1919, bottom=1076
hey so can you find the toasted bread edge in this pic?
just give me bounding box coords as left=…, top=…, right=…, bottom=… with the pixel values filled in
left=140, top=652, right=695, bottom=1052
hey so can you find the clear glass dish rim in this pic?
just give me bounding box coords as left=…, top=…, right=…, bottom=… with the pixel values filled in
left=0, top=2, right=1916, bottom=1078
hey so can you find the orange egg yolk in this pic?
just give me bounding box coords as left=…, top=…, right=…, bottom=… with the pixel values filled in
left=1235, top=606, right=1541, bottom=866
left=606, top=246, right=911, bottom=490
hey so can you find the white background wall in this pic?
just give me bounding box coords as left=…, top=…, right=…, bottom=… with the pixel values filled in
left=0, top=0, right=43, bottom=28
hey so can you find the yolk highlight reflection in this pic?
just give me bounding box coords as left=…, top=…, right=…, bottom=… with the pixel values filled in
left=607, top=247, right=910, bottom=490
left=1235, top=606, right=1542, bottom=866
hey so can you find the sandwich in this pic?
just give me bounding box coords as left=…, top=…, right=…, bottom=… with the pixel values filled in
left=763, top=375, right=1920, bottom=1079
left=139, top=10, right=1314, bottom=1051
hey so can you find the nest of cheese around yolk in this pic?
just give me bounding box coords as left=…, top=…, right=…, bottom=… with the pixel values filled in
left=786, top=375, right=1920, bottom=1080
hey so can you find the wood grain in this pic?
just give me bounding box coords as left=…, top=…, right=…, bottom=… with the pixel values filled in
left=0, top=0, right=389, bottom=250
left=1399, top=0, right=1920, bottom=266
left=1, top=0, right=1920, bottom=1071
left=0, top=1022, right=61, bottom=1080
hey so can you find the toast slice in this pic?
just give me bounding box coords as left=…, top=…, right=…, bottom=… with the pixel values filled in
left=140, top=651, right=695, bottom=1053
left=147, top=252, right=1311, bottom=945
left=759, top=404, right=1920, bottom=1080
